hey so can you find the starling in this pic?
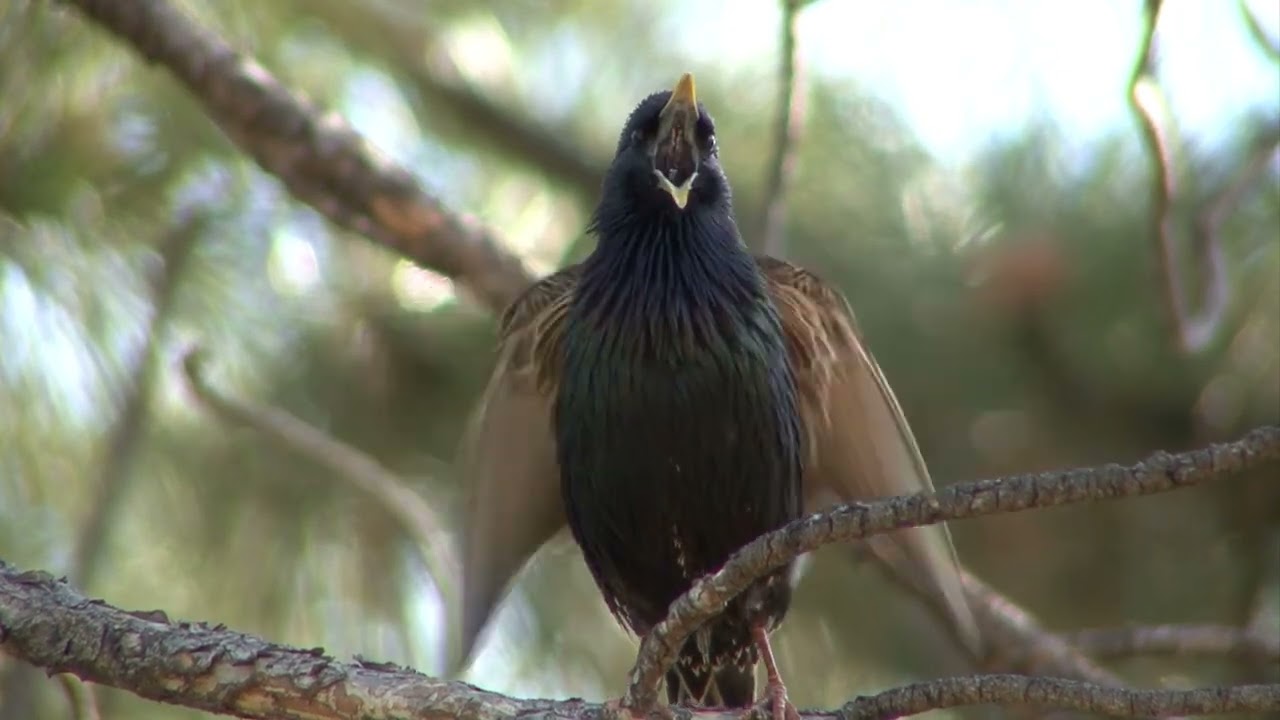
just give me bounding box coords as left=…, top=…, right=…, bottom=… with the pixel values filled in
left=458, top=73, right=978, bottom=718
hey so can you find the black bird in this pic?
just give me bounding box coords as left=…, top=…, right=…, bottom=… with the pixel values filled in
left=457, top=73, right=978, bottom=718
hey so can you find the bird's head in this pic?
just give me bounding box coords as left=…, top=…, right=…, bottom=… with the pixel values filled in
left=602, top=73, right=725, bottom=217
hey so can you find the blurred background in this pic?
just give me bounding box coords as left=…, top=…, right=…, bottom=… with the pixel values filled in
left=1, top=0, right=1278, bottom=718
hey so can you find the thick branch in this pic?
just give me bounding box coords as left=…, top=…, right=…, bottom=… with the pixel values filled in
left=831, top=675, right=1278, bottom=719
left=59, top=0, right=535, bottom=312
left=2, top=561, right=1278, bottom=719
left=0, top=562, right=531, bottom=720
left=622, top=426, right=1280, bottom=712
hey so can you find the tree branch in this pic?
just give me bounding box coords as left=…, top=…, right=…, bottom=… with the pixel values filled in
left=1062, top=625, right=1280, bottom=662
left=621, top=425, right=1280, bottom=712
left=2, top=561, right=1278, bottom=720
left=58, top=0, right=535, bottom=313
left=845, top=541, right=1127, bottom=684
left=957, top=572, right=1126, bottom=684
left=1126, top=0, right=1278, bottom=354
left=1198, top=125, right=1280, bottom=250
left=180, top=348, right=459, bottom=614
left=756, top=0, right=809, bottom=256
left=73, top=209, right=207, bottom=589
left=830, top=674, right=1278, bottom=719
left=182, top=344, right=1151, bottom=695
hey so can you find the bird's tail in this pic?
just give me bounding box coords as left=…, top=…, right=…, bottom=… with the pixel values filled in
left=665, top=642, right=755, bottom=708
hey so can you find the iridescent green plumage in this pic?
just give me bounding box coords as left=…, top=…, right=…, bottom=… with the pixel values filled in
left=555, top=86, right=803, bottom=705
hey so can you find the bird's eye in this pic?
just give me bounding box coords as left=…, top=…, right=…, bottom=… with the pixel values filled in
left=630, top=129, right=645, bottom=146
left=695, top=117, right=716, bottom=154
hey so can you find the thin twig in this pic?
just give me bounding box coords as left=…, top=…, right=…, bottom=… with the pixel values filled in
left=957, top=572, right=1126, bottom=684
left=3, top=562, right=1279, bottom=720
left=621, top=425, right=1280, bottom=713
left=55, top=674, right=102, bottom=720
left=1061, top=624, right=1280, bottom=662
left=59, top=0, right=535, bottom=313
left=757, top=0, right=808, bottom=256
left=180, top=348, right=459, bottom=623
left=72, top=210, right=206, bottom=588
left=1239, top=0, right=1280, bottom=63
left=1126, top=0, right=1274, bottom=354
left=1198, top=126, right=1280, bottom=244
left=845, top=538, right=1126, bottom=684
left=1129, top=0, right=1188, bottom=351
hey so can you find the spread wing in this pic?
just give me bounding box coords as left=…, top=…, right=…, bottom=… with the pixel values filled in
left=455, top=267, right=578, bottom=669
left=759, top=256, right=981, bottom=656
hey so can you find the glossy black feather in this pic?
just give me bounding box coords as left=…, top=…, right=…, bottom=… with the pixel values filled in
left=457, top=79, right=980, bottom=704
left=553, top=89, right=804, bottom=706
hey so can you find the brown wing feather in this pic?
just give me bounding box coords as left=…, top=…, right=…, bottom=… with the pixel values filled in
left=759, top=256, right=981, bottom=656
left=456, top=267, right=578, bottom=668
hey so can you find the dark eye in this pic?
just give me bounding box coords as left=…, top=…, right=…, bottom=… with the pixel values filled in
left=695, top=118, right=716, bottom=151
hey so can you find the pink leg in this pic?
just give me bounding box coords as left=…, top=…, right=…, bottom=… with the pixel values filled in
left=750, top=624, right=799, bottom=720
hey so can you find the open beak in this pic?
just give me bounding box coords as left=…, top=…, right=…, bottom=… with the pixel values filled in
left=653, top=73, right=700, bottom=209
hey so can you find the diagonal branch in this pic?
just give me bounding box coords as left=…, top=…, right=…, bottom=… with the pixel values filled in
left=1198, top=125, right=1280, bottom=246
left=2, top=561, right=1278, bottom=720
left=180, top=348, right=459, bottom=615
left=957, top=571, right=1125, bottom=684
left=621, top=425, right=1280, bottom=712
left=1240, top=0, right=1280, bottom=62
left=844, top=541, right=1126, bottom=684
left=73, top=210, right=207, bottom=588
left=756, top=0, right=809, bottom=256
left=58, top=0, right=535, bottom=313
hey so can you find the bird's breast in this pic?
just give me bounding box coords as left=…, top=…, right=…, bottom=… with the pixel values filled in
left=553, top=291, right=804, bottom=624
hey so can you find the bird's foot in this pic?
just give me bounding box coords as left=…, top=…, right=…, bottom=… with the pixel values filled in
left=749, top=624, right=799, bottom=720
left=741, top=686, right=798, bottom=720
left=763, top=679, right=800, bottom=720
